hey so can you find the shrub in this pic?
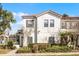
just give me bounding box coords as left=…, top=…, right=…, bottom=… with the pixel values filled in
left=46, top=45, right=72, bottom=52
left=0, top=44, right=6, bottom=49
left=16, top=47, right=32, bottom=53
left=7, top=40, right=13, bottom=49
left=28, top=43, right=50, bottom=53
left=11, top=46, right=16, bottom=50
left=28, top=44, right=33, bottom=49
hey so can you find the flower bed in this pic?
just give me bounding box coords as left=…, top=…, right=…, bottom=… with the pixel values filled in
left=45, top=45, right=72, bottom=52
left=16, top=47, right=32, bottom=53
left=16, top=44, right=73, bottom=53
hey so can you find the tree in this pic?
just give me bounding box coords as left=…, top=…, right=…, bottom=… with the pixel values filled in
left=59, top=32, right=73, bottom=46
left=73, top=33, right=77, bottom=50
left=62, top=13, right=69, bottom=17
left=0, top=4, right=16, bottom=45
left=0, top=4, right=16, bottom=35
left=59, top=32, right=78, bottom=49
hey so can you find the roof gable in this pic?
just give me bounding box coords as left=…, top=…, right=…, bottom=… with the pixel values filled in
left=36, top=10, right=62, bottom=18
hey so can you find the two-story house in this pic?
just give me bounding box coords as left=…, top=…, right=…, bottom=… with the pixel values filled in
left=21, top=10, right=79, bottom=46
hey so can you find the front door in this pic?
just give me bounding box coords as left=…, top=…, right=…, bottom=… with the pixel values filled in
left=48, top=37, right=55, bottom=44
left=27, top=36, right=33, bottom=44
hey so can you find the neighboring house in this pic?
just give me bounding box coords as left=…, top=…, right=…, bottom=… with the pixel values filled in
left=0, top=34, right=8, bottom=44
left=9, top=35, right=16, bottom=40
left=21, top=10, right=79, bottom=46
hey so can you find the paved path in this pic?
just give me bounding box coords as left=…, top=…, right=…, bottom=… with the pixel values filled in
left=1, top=49, right=79, bottom=56
left=0, top=49, right=18, bottom=56
left=6, top=49, right=18, bottom=55
left=12, top=52, right=79, bottom=56
left=1, top=51, right=79, bottom=56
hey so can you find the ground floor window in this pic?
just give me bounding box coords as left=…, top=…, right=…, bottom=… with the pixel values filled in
left=48, top=36, right=55, bottom=44
left=27, top=36, right=33, bottom=44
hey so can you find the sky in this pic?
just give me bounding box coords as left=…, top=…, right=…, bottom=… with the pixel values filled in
left=2, top=3, right=79, bottom=34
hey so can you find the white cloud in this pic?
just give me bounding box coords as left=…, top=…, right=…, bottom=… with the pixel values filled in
left=12, top=12, right=29, bottom=17
left=18, top=12, right=29, bottom=17
left=10, top=12, right=29, bottom=34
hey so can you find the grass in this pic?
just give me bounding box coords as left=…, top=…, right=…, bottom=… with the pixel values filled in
left=0, top=49, right=11, bottom=54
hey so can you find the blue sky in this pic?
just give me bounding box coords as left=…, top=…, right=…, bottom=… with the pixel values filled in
left=2, top=3, right=79, bottom=34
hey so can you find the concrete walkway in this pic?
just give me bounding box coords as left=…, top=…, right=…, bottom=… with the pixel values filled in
left=1, top=51, right=79, bottom=56
left=6, top=49, right=18, bottom=55
left=0, top=49, right=18, bottom=56
left=13, top=52, right=79, bottom=56
left=1, top=48, right=79, bottom=56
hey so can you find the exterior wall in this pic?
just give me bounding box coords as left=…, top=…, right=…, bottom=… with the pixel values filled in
left=60, top=19, right=79, bottom=33
left=22, top=11, right=79, bottom=46
left=37, top=13, right=61, bottom=44
left=60, top=19, right=79, bottom=46
left=22, top=19, right=35, bottom=46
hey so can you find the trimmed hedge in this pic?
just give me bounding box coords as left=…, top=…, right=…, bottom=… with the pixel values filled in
left=28, top=43, right=50, bottom=53
left=16, top=47, right=32, bottom=53
left=46, top=45, right=72, bottom=52
left=16, top=44, right=73, bottom=53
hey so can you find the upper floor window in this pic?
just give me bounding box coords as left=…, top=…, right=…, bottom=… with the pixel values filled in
left=61, top=22, right=67, bottom=29
left=44, top=19, right=48, bottom=27
left=66, top=22, right=72, bottom=29
left=26, top=20, right=34, bottom=27
left=71, top=22, right=78, bottom=29
left=61, top=21, right=79, bottom=29
left=50, top=19, right=54, bottom=27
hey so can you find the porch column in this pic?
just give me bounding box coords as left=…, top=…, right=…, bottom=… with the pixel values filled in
left=4, top=35, right=6, bottom=45
left=19, top=35, right=23, bottom=47
left=77, top=36, right=79, bottom=46
left=34, top=17, right=37, bottom=43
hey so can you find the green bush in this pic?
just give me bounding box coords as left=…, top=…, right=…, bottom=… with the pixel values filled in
left=0, top=45, right=6, bottom=49
left=28, top=43, right=50, bottom=53
left=11, top=46, right=16, bottom=50
left=16, top=44, right=73, bottom=53
left=28, top=44, right=33, bottom=49
left=46, top=45, right=72, bottom=52
left=16, top=47, right=32, bottom=53
left=7, top=40, right=13, bottom=49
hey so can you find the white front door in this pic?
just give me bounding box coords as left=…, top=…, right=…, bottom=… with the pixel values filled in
left=27, top=36, right=33, bottom=44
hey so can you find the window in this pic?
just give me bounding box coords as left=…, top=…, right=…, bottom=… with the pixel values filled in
left=66, top=22, right=71, bottom=29
left=48, top=37, right=55, bottom=44
left=44, top=19, right=48, bottom=27
left=50, top=19, right=54, bottom=27
left=26, top=20, right=34, bottom=27
left=61, top=22, right=67, bottom=29
left=71, top=22, right=77, bottom=29
left=27, top=36, right=32, bottom=44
